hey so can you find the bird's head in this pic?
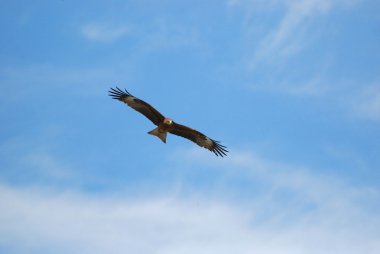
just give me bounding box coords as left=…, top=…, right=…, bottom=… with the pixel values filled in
left=163, top=117, right=173, bottom=125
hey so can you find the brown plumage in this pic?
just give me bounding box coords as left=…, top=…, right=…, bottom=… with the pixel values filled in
left=108, top=87, right=228, bottom=157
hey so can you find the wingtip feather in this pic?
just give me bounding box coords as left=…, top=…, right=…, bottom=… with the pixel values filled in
left=209, top=138, right=228, bottom=157
left=108, top=86, right=132, bottom=100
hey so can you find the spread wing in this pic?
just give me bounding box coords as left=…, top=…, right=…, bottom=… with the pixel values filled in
left=169, top=122, right=228, bottom=157
left=109, top=87, right=165, bottom=126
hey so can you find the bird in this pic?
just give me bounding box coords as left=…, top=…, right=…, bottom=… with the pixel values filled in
left=108, top=87, right=228, bottom=157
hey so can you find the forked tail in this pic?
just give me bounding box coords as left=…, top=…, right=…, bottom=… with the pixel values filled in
left=148, top=127, right=167, bottom=143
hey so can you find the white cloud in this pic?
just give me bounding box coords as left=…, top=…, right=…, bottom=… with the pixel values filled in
left=223, top=0, right=365, bottom=105
left=0, top=64, right=132, bottom=102
left=0, top=185, right=251, bottom=254
left=252, top=0, right=358, bottom=66
left=1, top=148, right=379, bottom=254
left=1, top=182, right=379, bottom=254
left=136, top=19, right=200, bottom=52
left=81, top=19, right=198, bottom=50
left=227, top=0, right=360, bottom=67
left=16, top=152, right=71, bottom=180
left=248, top=73, right=331, bottom=96
left=350, top=84, right=380, bottom=121
left=81, top=23, right=129, bottom=42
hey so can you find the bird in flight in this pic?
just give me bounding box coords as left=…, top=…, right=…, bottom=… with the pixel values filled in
left=109, top=87, right=228, bottom=157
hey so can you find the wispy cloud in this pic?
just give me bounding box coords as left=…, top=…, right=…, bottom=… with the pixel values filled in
left=226, top=0, right=379, bottom=124
left=134, top=19, right=200, bottom=53
left=0, top=135, right=83, bottom=188
left=1, top=177, right=379, bottom=254
left=228, top=0, right=360, bottom=66
left=248, top=72, right=331, bottom=96
left=1, top=185, right=247, bottom=254
left=349, top=83, right=380, bottom=121
left=314, top=80, right=380, bottom=122
left=81, top=23, right=129, bottom=42
left=178, top=147, right=380, bottom=220
left=23, top=151, right=78, bottom=181
left=3, top=175, right=248, bottom=253
left=253, top=0, right=333, bottom=64
left=81, top=19, right=198, bottom=50
left=1, top=145, right=379, bottom=253
left=0, top=64, right=132, bottom=102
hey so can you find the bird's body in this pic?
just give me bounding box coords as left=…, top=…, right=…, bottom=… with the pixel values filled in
left=148, top=117, right=174, bottom=143
left=109, top=87, right=228, bottom=157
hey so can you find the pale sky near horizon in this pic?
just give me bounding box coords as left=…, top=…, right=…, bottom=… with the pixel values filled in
left=1, top=1, right=379, bottom=253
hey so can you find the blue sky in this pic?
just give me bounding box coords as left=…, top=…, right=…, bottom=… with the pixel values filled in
left=1, top=0, right=379, bottom=253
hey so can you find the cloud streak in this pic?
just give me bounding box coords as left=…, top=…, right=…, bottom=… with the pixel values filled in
left=81, top=23, right=129, bottom=42
left=229, top=0, right=360, bottom=66
left=1, top=148, right=379, bottom=254
left=226, top=0, right=379, bottom=123
left=349, top=83, right=380, bottom=121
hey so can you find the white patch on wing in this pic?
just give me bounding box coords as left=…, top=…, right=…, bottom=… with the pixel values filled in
left=124, top=96, right=136, bottom=106
left=196, top=136, right=213, bottom=149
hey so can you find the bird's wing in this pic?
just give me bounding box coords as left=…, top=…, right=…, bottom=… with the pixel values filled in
left=169, top=122, right=228, bottom=157
left=109, top=87, right=165, bottom=126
